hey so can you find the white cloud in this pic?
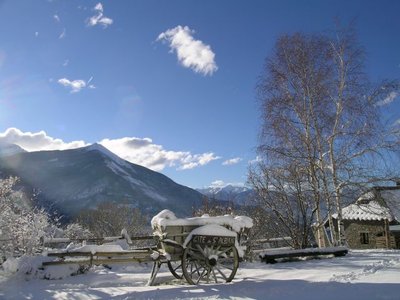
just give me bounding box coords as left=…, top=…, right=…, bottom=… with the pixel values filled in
left=248, top=156, right=262, bottom=165
left=94, top=3, right=103, bottom=11
left=57, top=77, right=94, bottom=93
left=0, top=128, right=220, bottom=172
left=62, top=59, right=69, bottom=67
left=87, top=2, right=113, bottom=28
left=157, top=25, right=218, bottom=76
left=99, top=137, right=220, bottom=171
left=222, top=157, right=242, bottom=166
left=210, top=180, right=225, bottom=188
left=0, top=128, right=87, bottom=152
left=376, top=91, right=398, bottom=106
left=53, top=14, right=60, bottom=22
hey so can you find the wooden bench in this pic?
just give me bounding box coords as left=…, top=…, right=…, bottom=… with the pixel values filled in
left=260, top=246, right=348, bottom=264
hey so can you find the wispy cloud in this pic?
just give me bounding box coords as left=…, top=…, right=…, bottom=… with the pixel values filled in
left=157, top=25, right=218, bottom=76
left=376, top=91, right=398, bottom=106
left=222, top=157, right=242, bottom=166
left=87, top=3, right=113, bottom=28
left=0, top=128, right=220, bottom=172
left=59, top=28, right=66, bottom=39
left=53, top=14, right=60, bottom=23
left=57, top=77, right=94, bottom=93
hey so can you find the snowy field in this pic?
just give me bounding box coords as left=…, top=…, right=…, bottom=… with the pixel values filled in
left=1, top=249, right=399, bottom=300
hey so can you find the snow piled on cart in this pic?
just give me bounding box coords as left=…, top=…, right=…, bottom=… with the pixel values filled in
left=151, top=210, right=253, bottom=257
left=151, top=209, right=253, bottom=233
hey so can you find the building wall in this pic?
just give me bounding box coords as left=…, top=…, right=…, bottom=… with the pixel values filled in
left=343, top=220, right=385, bottom=249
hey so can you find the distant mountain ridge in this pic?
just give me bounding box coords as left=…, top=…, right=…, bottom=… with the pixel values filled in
left=196, top=184, right=254, bottom=205
left=0, top=143, right=203, bottom=220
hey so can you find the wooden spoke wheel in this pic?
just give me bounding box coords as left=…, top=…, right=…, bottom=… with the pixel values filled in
left=181, top=242, right=239, bottom=285
left=167, top=260, right=183, bottom=279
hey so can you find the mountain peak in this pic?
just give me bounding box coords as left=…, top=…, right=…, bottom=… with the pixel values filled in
left=84, top=143, right=131, bottom=168
left=86, top=143, right=109, bottom=153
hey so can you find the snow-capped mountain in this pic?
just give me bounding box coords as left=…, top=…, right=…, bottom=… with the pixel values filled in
left=0, top=144, right=203, bottom=220
left=197, top=184, right=254, bottom=205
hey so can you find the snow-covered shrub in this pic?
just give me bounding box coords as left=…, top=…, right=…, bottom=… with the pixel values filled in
left=2, top=255, right=81, bottom=280
left=64, top=223, right=93, bottom=239
left=0, top=177, right=54, bottom=258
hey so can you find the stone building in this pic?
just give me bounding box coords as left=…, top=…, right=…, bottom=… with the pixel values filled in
left=328, top=186, right=400, bottom=249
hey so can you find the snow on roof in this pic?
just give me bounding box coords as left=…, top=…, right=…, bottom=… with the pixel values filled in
left=341, top=201, right=393, bottom=221
left=356, top=191, right=375, bottom=202
left=151, top=209, right=253, bottom=233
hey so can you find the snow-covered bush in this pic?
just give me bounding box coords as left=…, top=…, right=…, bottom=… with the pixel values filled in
left=64, top=223, right=93, bottom=239
left=0, top=177, right=53, bottom=258
left=2, top=255, right=82, bottom=280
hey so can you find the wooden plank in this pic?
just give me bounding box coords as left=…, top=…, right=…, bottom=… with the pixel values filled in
left=260, top=247, right=348, bottom=264
left=42, top=256, right=155, bottom=266
left=47, top=250, right=152, bottom=258
left=47, top=252, right=93, bottom=257
left=43, top=260, right=92, bottom=266
left=94, top=250, right=150, bottom=256
left=130, top=236, right=155, bottom=240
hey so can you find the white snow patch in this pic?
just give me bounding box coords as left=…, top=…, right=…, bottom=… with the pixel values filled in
left=86, top=143, right=135, bottom=172
left=63, top=240, right=130, bottom=253
left=143, top=188, right=167, bottom=202
left=150, top=252, right=160, bottom=260
left=1, top=250, right=400, bottom=299
left=151, top=210, right=253, bottom=233
left=106, top=160, right=146, bottom=187
left=2, top=255, right=80, bottom=280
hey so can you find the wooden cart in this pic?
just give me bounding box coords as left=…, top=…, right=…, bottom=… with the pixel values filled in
left=43, top=211, right=252, bottom=286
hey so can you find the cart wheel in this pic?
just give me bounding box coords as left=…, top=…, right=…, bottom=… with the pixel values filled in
left=181, top=242, right=239, bottom=285
left=167, top=261, right=183, bottom=279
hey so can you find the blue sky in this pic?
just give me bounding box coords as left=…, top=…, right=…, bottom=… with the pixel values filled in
left=0, top=0, right=399, bottom=188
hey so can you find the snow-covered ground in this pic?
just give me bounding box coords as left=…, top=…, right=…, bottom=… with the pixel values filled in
left=1, top=249, right=399, bottom=300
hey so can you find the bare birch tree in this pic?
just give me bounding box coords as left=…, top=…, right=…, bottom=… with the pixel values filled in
left=250, top=26, right=400, bottom=248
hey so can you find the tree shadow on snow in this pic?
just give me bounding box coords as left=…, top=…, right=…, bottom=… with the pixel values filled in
left=116, top=279, right=400, bottom=300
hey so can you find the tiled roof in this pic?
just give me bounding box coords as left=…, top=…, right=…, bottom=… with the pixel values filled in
left=341, top=201, right=393, bottom=221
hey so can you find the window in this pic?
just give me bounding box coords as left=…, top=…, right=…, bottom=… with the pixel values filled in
left=360, top=232, right=369, bottom=244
